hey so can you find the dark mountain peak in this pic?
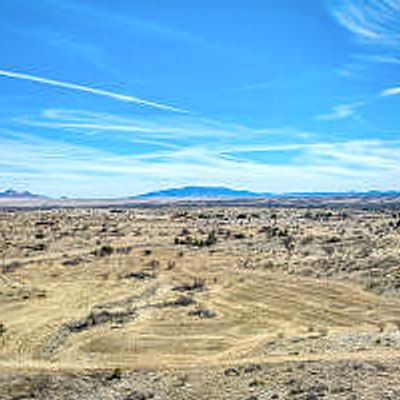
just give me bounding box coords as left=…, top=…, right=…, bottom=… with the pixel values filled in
left=136, top=186, right=262, bottom=199
left=0, top=188, right=45, bottom=199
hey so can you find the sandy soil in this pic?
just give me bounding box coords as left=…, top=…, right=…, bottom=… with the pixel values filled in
left=1, top=206, right=400, bottom=399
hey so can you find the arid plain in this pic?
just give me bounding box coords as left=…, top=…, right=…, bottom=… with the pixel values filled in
left=1, top=206, right=400, bottom=399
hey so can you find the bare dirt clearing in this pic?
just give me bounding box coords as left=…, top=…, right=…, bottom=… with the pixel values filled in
left=1, top=207, right=400, bottom=398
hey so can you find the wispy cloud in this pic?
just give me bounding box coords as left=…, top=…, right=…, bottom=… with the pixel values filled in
left=328, top=0, right=400, bottom=101
left=17, top=109, right=242, bottom=141
left=19, top=108, right=308, bottom=142
left=305, top=139, right=400, bottom=169
left=223, top=139, right=400, bottom=170
left=330, top=0, right=400, bottom=46
left=380, top=86, right=400, bottom=96
left=0, top=68, right=187, bottom=113
left=354, top=53, right=400, bottom=65
left=47, top=0, right=215, bottom=51
left=316, top=101, right=364, bottom=121
left=2, top=127, right=400, bottom=197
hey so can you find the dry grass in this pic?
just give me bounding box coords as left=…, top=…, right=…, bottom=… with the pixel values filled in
left=1, top=207, right=400, bottom=398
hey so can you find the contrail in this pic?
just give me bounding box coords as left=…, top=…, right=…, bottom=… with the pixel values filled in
left=0, top=68, right=188, bottom=113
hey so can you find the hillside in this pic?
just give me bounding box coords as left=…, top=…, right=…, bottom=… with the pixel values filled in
left=136, top=186, right=263, bottom=199
left=0, top=189, right=45, bottom=199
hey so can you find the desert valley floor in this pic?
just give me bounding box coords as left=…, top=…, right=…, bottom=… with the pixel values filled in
left=1, top=206, right=400, bottom=399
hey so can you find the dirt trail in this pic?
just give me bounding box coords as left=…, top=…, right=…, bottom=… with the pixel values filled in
left=2, top=268, right=400, bottom=371
left=2, top=206, right=400, bottom=400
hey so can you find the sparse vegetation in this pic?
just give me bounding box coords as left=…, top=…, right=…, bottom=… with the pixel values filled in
left=94, top=244, right=114, bottom=257
left=188, top=308, right=217, bottom=319
left=1, top=206, right=400, bottom=399
left=172, top=278, right=205, bottom=292
left=124, top=271, right=155, bottom=280
left=174, top=230, right=217, bottom=247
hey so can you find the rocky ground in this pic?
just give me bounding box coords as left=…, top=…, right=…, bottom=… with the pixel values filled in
left=1, top=206, right=400, bottom=399
left=1, top=357, right=400, bottom=399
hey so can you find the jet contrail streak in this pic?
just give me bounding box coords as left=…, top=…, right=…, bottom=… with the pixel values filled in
left=0, top=68, right=188, bottom=113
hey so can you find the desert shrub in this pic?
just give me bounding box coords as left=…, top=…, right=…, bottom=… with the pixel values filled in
left=197, top=213, right=210, bottom=219
left=109, top=209, right=124, bottom=214
left=188, top=308, right=216, bottom=318
left=204, top=230, right=217, bottom=246
left=391, top=219, right=400, bottom=230
left=282, top=235, right=295, bottom=253
left=174, top=236, right=192, bottom=245
left=124, top=271, right=154, bottom=280
left=175, top=230, right=217, bottom=247
left=35, top=220, right=55, bottom=226
left=115, top=245, right=133, bottom=254
left=95, top=245, right=114, bottom=257
left=326, top=236, right=341, bottom=243
left=323, top=245, right=335, bottom=257
left=224, top=367, right=240, bottom=376
left=32, top=243, right=46, bottom=251
left=180, top=227, right=190, bottom=236
left=304, top=211, right=313, bottom=219
left=167, top=295, right=196, bottom=307
left=106, top=367, right=122, bottom=381
left=249, top=378, right=266, bottom=387
left=2, top=261, right=22, bottom=273
left=233, top=232, right=246, bottom=239
left=315, top=211, right=333, bottom=221
left=147, top=259, right=160, bottom=268
left=172, top=278, right=205, bottom=292
left=167, top=260, right=176, bottom=270
left=259, top=225, right=288, bottom=238
left=62, top=257, right=83, bottom=266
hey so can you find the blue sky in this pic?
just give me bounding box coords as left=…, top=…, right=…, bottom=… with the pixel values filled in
left=0, top=0, right=399, bottom=197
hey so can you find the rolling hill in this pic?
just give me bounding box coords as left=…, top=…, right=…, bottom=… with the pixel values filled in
left=136, top=186, right=264, bottom=199
left=0, top=188, right=45, bottom=199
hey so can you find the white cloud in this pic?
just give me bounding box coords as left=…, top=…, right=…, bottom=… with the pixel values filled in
left=1, top=128, right=400, bottom=197
left=380, top=86, right=400, bottom=96
left=46, top=0, right=225, bottom=53
left=354, top=54, right=400, bottom=65
left=18, top=108, right=300, bottom=141
left=316, top=101, right=363, bottom=121
left=329, top=0, right=400, bottom=98
left=329, top=0, right=400, bottom=45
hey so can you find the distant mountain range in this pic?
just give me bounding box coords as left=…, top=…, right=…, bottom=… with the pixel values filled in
left=136, top=186, right=262, bottom=199
left=0, top=189, right=45, bottom=199
left=1, top=186, right=399, bottom=202
left=136, top=186, right=400, bottom=199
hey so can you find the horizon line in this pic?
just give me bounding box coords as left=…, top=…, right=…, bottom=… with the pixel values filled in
left=1, top=185, right=400, bottom=200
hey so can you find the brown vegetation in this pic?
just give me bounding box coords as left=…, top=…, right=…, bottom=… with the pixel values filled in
left=1, top=206, right=400, bottom=398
